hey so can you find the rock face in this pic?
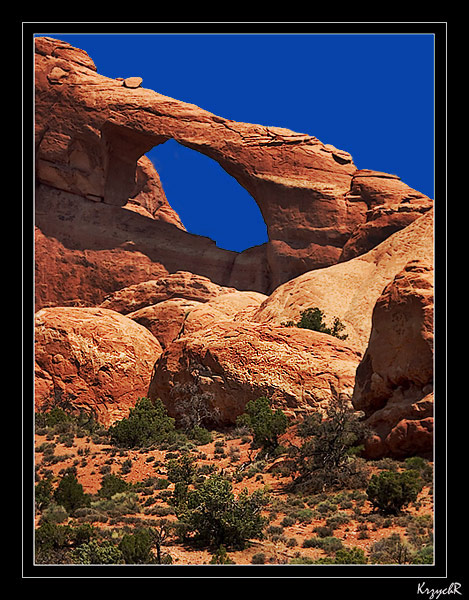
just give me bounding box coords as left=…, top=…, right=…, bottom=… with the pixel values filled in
left=99, top=271, right=237, bottom=314
left=351, top=259, right=434, bottom=459
left=34, top=36, right=432, bottom=308
left=34, top=307, right=163, bottom=426
left=148, top=322, right=362, bottom=426
left=33, top=37, right=435, bottom=459
left=128, top=290, right=268, bottom=349
left=249, top=210, right=434, bottom=353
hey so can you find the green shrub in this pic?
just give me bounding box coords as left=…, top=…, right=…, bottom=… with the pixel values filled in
left=293, top=307, right=348, bottom=340
left=98, top=473, right=130, bottom=499
left=108, top=397, right=176, bottom=448
left=54, top=470, right=90, bottom=513
left=118, top=528, right=156, bottom=564
left=73, top=538, right=123, bottom=564
left=188, top=426, right=213, bottom=445
left=412, top=545, right=434, bottom=564
left=175, top=473, right=269, bottom=550
left=235, top=397, right=288, bottom=452
left=366, top=470, right=423, bottom=514
left=334, top=546, right=367, bottom=564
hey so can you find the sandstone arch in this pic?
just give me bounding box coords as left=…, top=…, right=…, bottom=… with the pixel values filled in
left=34, top=36, right=432, bottom=309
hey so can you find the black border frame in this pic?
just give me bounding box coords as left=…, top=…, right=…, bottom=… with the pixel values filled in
left=21, top=20, right=450, bottom=592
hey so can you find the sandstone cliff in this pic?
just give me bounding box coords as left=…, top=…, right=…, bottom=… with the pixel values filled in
left=33, top=36, right=435, bottom=459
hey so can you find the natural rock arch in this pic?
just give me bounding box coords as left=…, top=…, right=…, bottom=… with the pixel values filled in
left=146, top=139, right=268, bottom=252
left=34, top=36, right=432, bottom=308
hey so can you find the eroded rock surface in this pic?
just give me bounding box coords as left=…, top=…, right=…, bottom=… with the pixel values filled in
left=249, top=210, right=434, bottom=353
left=34, top=307, right=163, bottom=426
left=149, top=321, right=362, bottom=426
left=352, top=259, right=434, bottom=458
left=34, top=36, right=432, bottom=307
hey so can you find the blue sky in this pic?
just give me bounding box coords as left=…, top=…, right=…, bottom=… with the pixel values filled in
left=38, top=33, right=435, bottom=252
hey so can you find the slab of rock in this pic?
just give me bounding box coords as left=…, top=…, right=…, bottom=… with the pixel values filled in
left=100, top=271, right=237, bottom=315
left=249, top=209, right=433, bottom=353
left=34, top=307, right=163, bottom=426
left=148, top=321, right=362, bottom=426
left=351, top=259, right=434, bottom=458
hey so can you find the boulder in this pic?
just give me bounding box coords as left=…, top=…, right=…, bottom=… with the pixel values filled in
left=352, top=259, right=434, bottom=458
left=148, top=321, right=362, bottom=426
left=100, top=271, right=237, bottom=315
left=127, top=290, right=267, bottom=349
left=34, top=307, right=163, bottom=426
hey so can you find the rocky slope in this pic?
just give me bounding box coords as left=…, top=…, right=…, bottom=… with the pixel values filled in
left=33, top=37, right=435, bottom=459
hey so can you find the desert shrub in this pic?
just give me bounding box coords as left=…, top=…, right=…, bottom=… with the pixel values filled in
left=334, top=546, right=367, bottom=564
left=118, top=527, right=156, bottom=564
left=235, top=397, right=288, bottom=452
left=98, top=473, right=130, bottom=499
left=289, top=307, right=348, bottom=340
left=35, top=478, right=54, bottom=511
left=325, top=511, right=351, bottom=530
left=209, top=545, right=235, bottom=564
left=108, top=397, right=176, bottom=448
left=54, top=470, right=90, bottom=513
left=251, top=552, right=266, bottom=564
left=40, top=503, right=69, bottom=524
left=412, top=545, right=434, bottom=564
left=366, top=470, right=423, bottom=514
left=92, top=491, right=139, bottom=518
left=369, top=533, right=413, bottom=564
left=174, top=473, right=269, bottom=550
left=292, top=393, right=369, bottom=493
left=404, top=456, right=433, bottom=484
left=35, top=521, right=95, bottom=564
left=303, top=536, right=343, bottom=554
left=281, top=515, right=296, bottom=527
left=406, top=514, right=433, bottom=549
left=313, top=525, right=334, bottom=538
left=72, top=538, right=123, bottom=564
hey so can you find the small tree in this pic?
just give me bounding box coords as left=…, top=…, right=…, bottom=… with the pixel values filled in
left=236, top=397, right=288, bottom=453
left=175, top=473, right=269, bottom=550
left=366, top=470, right=423, bottom=515
left=108, top=397, right=176, bottom=448
left=166, top=453, right=198, bottom=487
left=98, top=473, right=130, bottom=499
left=54, top=469, right=90, bottom=513
left=292, top=393, right=369, bottom=492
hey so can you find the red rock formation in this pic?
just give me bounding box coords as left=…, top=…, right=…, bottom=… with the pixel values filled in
left=351, top=259, right=434, bottom=458
left=148, top=321, right=362, bottom=426
left=99, top=271, right=237, bottom=314
left=34, top=307, right=163, bottom=426
left=249, top=209, right=434, bottom=353
left=340, top=170, right=432, bottom=261
left=34, top=36, right=432, bottom=308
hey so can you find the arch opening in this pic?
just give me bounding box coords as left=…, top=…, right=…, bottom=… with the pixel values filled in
left=147, top=140, right=268, bottom=253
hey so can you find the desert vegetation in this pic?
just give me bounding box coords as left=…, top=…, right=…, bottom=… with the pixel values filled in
left=34, top=398, right=433, bottom=566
